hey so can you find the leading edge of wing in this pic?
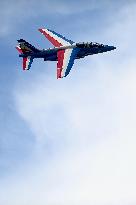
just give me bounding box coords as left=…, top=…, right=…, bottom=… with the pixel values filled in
left=38, top=28, right=74, bottom=47
left=57, top=48, right=79, bottom=79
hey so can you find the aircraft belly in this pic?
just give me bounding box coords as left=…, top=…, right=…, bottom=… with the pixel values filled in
left=45, top=54, right=57, bottom=61
left=76, top=48, right=103, bottom=59
left=76, top=49, right=92, bottom=58
left=33, top=52, right=57, bottom=61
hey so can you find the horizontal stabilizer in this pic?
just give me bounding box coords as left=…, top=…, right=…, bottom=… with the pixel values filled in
left=23, top=56, right=33, bottom=70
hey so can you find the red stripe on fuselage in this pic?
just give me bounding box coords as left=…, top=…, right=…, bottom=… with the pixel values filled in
left=57, top=50, right=65, bottom=78
left=39, top=29, right=62, bottom=47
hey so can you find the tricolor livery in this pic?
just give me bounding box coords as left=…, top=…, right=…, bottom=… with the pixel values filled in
left=16, top=28, right=116, bottom=79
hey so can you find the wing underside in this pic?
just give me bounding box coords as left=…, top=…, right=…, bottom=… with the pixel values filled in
left=57, top=48, right=79, bottom=78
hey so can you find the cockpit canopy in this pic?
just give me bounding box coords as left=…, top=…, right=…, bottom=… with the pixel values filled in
left=76, top=42, right=104, bottom=48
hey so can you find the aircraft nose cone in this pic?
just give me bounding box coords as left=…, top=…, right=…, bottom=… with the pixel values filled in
left=111, top=46, right=116, bottom=50
left=107, top=46, right=116, bottom=51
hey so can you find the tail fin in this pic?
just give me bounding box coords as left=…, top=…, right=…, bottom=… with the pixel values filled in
left=16, top=39, right=37, bottom=70
left=23, top=56, right=34, bottom=70
left=16, top=39, right=40, bottom=54
left=15, top=45, right=23, bottom=54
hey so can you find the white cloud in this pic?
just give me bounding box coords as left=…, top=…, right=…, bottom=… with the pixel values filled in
left=1, top=2, right=136, bottom=205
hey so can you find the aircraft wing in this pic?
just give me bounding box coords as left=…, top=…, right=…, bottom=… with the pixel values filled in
left=57, top=48, right=79, bottom=78
left=38, top=28, right=74, bottom=47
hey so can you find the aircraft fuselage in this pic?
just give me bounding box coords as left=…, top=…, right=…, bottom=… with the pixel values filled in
left=19, top=42, right=116, bottom=62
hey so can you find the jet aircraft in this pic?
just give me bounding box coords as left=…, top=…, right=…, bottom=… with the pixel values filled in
left=16, top=28, right=116, bottom=79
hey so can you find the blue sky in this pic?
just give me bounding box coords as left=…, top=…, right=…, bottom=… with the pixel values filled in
left=1, top=0, right=136, bottom=204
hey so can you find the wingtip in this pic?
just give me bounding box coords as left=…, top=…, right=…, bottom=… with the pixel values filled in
left=38, top=28, right=50, bottom=33
left=38, top=28, right=42, bottom=32
left=38, top=28, right=46, bottom=33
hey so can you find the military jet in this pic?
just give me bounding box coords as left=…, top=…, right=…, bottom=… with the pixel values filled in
left=16, top=28, right=116, bottom=79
